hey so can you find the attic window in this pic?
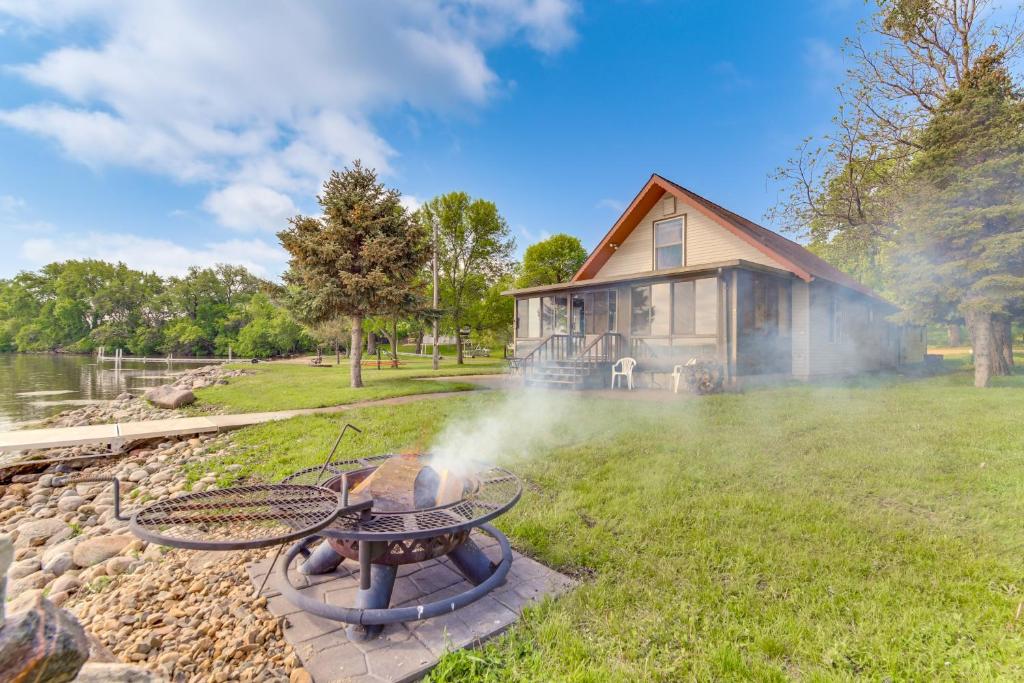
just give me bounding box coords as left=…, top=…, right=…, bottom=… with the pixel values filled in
left=654, top=217, right=684, bottom=269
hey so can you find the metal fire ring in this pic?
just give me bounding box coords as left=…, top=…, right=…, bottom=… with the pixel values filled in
left=276, top=523, right=514, bottom=626
left=279, top=454, right=392, bottom=487
left=281, top=454, right=524, bottom=542
left=131, top=484, right=348, bottom=551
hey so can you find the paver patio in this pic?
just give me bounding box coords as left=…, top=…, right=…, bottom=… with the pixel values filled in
left=247, top=531, right=574, bottom=683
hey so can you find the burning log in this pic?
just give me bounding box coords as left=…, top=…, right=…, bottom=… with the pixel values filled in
left=348, top=453, right=466, bottom=511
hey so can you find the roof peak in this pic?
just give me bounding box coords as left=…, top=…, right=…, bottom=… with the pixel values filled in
left=571, top=173, right=885, bottom=301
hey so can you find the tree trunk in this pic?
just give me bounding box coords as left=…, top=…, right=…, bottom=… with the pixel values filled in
left=350, top=316, right=364, bottom=388
left=946, top=324, right=962, bottom=346
left=989, top=320, right=1008, bottom=376
left=390, top=320, right=399, bottom=361
left=995, top=317, right=1013, bottom=370
left=414, top=329, right=424, bottom=355
left=367, top=330, right=376, bottom=355
left=455, top=320, right=464, bottom=365
left=965, top=309, right=992, bottom=388
left=334, top=341, right=340, bottom=366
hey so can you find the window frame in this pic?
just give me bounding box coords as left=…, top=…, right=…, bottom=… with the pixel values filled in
left=653, top=216, right=685, bottom=270
left=827, top=293, right=842, bottom=344
left=633, top=276, right=718, bottom=339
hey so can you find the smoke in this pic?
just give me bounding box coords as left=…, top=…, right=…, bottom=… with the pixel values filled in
left=428, top=387, right=590, bottom=477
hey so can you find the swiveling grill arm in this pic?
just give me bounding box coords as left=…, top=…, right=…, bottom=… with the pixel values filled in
left=49, top=473, right=127, bottom=522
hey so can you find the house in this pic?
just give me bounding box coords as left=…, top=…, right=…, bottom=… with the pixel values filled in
left=504, top=174, right=926, bottom=388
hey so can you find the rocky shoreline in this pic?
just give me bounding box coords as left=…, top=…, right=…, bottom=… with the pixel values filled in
left=1, top=364, right=308, bottom=682
left=39, top=364, right=250, bottom=429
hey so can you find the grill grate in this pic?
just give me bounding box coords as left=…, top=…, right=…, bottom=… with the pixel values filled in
left=131, top=484, right=342, bottom=551
left=321, top=463, right=522, bottom=541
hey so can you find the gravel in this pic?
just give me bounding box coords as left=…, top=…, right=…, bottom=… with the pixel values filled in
left=0, top=424, right=302, bottom=682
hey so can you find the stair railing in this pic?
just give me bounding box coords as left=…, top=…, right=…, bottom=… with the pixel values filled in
left=520, top=333, right=579, bottom=377
left=566, top=332, right=623, bottom=385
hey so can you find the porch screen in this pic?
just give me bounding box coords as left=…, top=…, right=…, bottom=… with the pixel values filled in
left=631, top=284, right=670, bottom=335
left=573, top=290, right=617, bottom=335
left=541, top=295, right=568, bottom=335
left=671, top=277, right=718, bottom=336
left=516, top=298, right=541, bottom=338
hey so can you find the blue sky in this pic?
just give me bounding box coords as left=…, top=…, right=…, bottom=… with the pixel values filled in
left=0, top=1, right=868, bottom=279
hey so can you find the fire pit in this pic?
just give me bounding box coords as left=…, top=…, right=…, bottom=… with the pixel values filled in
left=50, top=428, right=523, bottom=642
left=278, top=453, right=522, bottom=640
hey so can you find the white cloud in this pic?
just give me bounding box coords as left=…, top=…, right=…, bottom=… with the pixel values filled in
left=596, top=198, right=625, bottom=213
left=803, top=38, right=845, bottom=92
left=203, top=184, right=298, bottom=233
left=400, top=194, right=422, bottom=213
left=0, top=194, right=54, bottom=234
left=711, top=61, right=752, bottom=91
left=20, top=232, right=288, bottom=277
left=517, top=225, right=551, bottom=246
left=0, top=1, right=578, bottom=229
left=0, top=195, right=26, bottom=213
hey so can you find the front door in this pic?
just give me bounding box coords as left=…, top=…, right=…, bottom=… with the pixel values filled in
left=571, top=294, right=586, bottom=337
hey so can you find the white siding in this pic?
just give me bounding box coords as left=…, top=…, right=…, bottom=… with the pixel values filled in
left=791, top=280, right=811, bottom=377
left=802, top=281, right=900, bottom=377
left=597, top=196, right=784, bottom=278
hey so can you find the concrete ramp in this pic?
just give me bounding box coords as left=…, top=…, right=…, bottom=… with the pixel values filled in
left=0, top=423, right=122, bottom=452
left=0, top=388, right=480, bottom=454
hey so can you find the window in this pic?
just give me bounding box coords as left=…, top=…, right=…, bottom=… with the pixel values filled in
left=651, top=283, right=670, bottom=335
left=568, top=290, right=618, bottom=335
left=541, top=295, right=568, bottom=335
left=672, top=278, right=718, bottom=336
left=516, top=299, right=529, bottom=337
left=672, top=281, right=695, bottom=335
left=654, top=218, right=684, bottom=269
left=827, top=294, right=842, bottom=343
left=607, top=291, right=617, bottom=332
left=516, top=298, right=541, bottom=337
left=694, top=278, right=718, bottom=335
left=631, top=284, right=670, bottom=335
left=631, top=286, right=652, bottom=335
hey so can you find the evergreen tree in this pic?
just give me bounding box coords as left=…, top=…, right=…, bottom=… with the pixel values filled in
left=894, top=51, right=1024, bottom=386
left=278, top=162, right=427, bottom=387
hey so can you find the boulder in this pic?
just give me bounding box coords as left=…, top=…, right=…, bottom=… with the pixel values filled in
left=8, top=557, right=41, bottom=580
left=105, top=556, right=133, bottom=576
left=72, top=535, right=132, bottom=568
left=43, top=552, right=74, bottom=577
left=143, top=385, right=195, bottom=409
left=0, top=595, right=89, bottom=683
left=15, top=518, right=70, bottom=548
left=56, top=495, right=85, bottom=513
left=42, top=537, right=86, bottom=567
left=50, top=574, right=82, bottom=596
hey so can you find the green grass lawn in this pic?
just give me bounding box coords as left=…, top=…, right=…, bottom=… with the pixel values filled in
left=190, top=354, right=505, bottom=413
left=205, top=360, right=1024, bottom=680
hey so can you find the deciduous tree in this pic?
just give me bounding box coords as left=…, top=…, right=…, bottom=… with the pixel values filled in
left=416, top=192, right=515, bottom=364
left=517, top=233, right=587, bottom=287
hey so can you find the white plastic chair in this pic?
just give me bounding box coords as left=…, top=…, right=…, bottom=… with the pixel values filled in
left=671, top=358, right=698, bottom=394
left=611, top=357, right=637, bottom=390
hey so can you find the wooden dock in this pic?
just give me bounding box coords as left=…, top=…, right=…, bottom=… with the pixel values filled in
left=94, top=346, right=249, bottom=364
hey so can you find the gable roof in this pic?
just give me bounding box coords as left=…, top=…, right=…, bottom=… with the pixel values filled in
left=572, top=174, right=883, bottom=301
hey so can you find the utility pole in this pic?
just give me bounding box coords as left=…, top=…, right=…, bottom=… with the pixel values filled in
left=431, top=214, right=440, bottom=371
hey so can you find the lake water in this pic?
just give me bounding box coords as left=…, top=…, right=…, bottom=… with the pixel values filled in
left=0, top=354, right=202, bottom=430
